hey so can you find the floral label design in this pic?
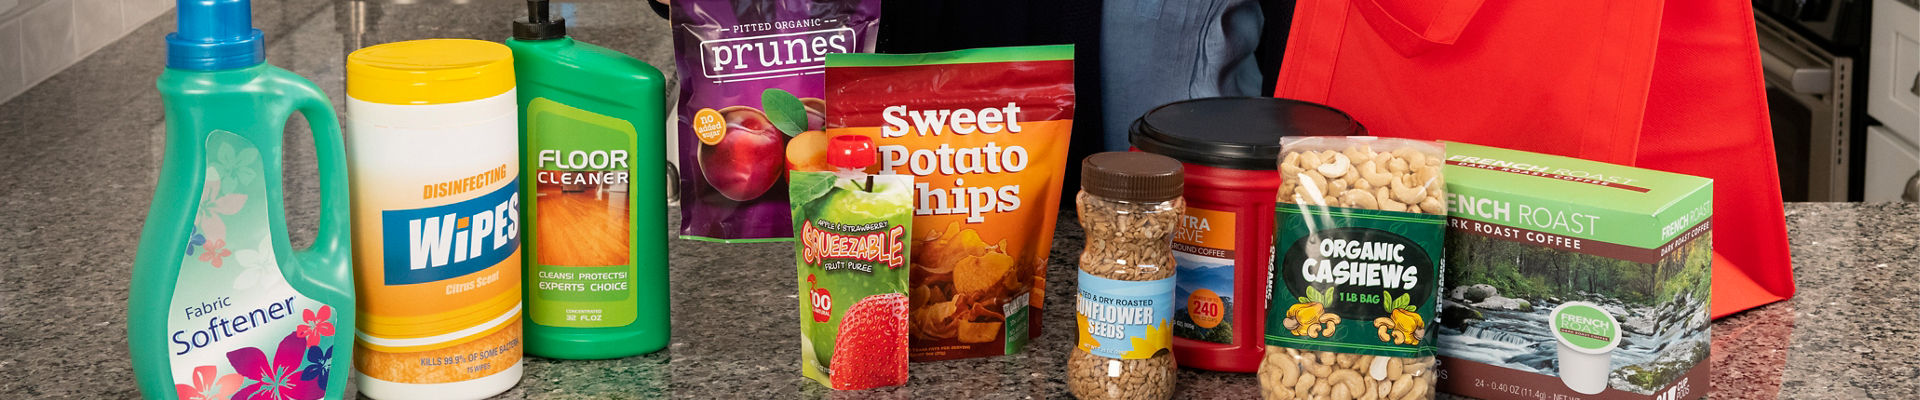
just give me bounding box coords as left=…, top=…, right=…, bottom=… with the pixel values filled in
left=169, top=130, right=337, bottom=400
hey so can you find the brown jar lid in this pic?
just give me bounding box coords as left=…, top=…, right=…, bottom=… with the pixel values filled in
left=1081, top=152, right=1185, bottom=202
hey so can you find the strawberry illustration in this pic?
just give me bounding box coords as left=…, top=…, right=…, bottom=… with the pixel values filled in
left=830, top=293, right=908, bottom=390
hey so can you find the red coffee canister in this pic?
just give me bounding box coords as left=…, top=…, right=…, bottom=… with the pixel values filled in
left=1130, top=97, right=1362, bottom=372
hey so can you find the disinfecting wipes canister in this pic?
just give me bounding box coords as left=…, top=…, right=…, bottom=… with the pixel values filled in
left=345, top=39, right=525, bottom=400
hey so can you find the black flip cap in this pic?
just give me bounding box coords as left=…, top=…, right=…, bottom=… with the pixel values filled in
left=513, top=0, right=567, bottom=40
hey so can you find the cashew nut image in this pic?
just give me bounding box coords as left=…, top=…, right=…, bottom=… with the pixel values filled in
left=1342, top=146, right=1373, bottom=164
left=1317, top=152, right=1351, bottom=178
left=1261, top=348, right=1440, bottom=400
left=1317, top=313, right=1341, bottom=337
left=1358, top=160, right=1394, bottom=187
left=1344, top=189, right=1380, bottom=209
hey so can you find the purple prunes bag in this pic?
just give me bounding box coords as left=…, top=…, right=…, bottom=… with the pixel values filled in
left=673, top=0, right=882, bottom=241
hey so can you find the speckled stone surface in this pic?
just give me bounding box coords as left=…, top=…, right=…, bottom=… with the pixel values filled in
left=1, top=0, right=1917, bottom=398
left=1770, top=203, right=1920, bottom=398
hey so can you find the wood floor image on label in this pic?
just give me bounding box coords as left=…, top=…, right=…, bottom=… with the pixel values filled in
left=536, top=187, right=631, bottom=266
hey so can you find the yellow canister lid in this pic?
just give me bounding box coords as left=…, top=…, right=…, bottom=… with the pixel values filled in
left=347, top=39, right=515, bottom=105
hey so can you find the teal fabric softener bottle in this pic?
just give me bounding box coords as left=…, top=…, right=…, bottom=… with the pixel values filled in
left=129, top=0, right=353, bottom=398
left=507, top=0, right=670, bottom=359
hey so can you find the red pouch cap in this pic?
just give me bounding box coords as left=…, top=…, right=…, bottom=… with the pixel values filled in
left=829, top=134, right=876, bottom=169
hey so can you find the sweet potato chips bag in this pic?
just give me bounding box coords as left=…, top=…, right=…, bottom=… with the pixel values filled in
left=825, top=45, right=1075, bottom=360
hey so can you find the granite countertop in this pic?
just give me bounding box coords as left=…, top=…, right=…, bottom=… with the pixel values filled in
left=3, top=0, right=1918, bottom=398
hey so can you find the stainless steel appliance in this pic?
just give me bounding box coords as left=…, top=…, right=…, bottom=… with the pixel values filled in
left=1756, top=11, right=1855, bottom=201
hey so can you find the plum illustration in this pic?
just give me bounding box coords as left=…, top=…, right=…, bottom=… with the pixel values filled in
left=801, top=97, right=827, bottom=131
left=699, top=106, right=787, bottom=201
left=787, top=131, right=832, bottom=172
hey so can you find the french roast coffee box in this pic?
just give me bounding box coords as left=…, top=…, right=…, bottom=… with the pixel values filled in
left=1436, top=142, right=1711, bottom=400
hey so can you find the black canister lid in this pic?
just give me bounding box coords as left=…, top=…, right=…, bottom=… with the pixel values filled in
left=1082, top=152, right=1185, bottom=202
left=1130, top=97, right=1364, bottom=170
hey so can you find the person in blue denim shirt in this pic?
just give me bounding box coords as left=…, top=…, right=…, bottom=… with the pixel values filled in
left=1100, top=0, right=1269, bottom=151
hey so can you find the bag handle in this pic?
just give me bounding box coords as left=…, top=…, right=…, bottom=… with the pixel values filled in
left=1351, top=0, right=1488, bottom=57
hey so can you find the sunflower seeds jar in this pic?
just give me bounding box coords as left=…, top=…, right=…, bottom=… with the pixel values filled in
left=1068, top=152, right=1185, bottom=400
left=1260, top=137, right=1446, bottom=400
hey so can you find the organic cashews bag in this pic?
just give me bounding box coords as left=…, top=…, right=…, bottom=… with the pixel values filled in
left=824, top=45, right=1075, bottom=361
left=1261, top=137, right=1446, bottom=400
left=671, top=0, right=882, bottom=241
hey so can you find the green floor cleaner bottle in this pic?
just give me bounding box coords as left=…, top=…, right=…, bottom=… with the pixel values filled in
left=507, top=0, right=671, bottom=359
left=129, top=0, right=353, bottom=398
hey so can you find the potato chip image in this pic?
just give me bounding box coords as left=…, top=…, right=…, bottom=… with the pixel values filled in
left=955, top=252, right=1016, bottom=295
left=1030, top=261, right=1047, bottom=307
left=911, top=301, right=958, bottom=340
left=957, top=320, right=1003, bottom=344
left=918, top=224, right=989, bottom=273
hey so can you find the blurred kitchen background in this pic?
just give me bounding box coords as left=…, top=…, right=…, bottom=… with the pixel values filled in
left=1755, top=0, right=1918, bottom=202
left=0, top=0, right=1914, bottom=201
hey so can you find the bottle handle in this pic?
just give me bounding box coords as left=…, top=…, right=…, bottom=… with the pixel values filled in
left=288, top=90, right=351, bottom=273
left=261, top=76, right=356, bottom=398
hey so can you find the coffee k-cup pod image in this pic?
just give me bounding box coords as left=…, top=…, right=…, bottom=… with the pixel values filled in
left=1550, top=302, right=1622, bottom=395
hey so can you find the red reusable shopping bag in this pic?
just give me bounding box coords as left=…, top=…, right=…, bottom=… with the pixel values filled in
left=1274, top=0, right=1793, bottom=318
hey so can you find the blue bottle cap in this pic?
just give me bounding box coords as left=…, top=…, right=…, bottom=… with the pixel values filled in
left=165, top=0, right=265, bottom=70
